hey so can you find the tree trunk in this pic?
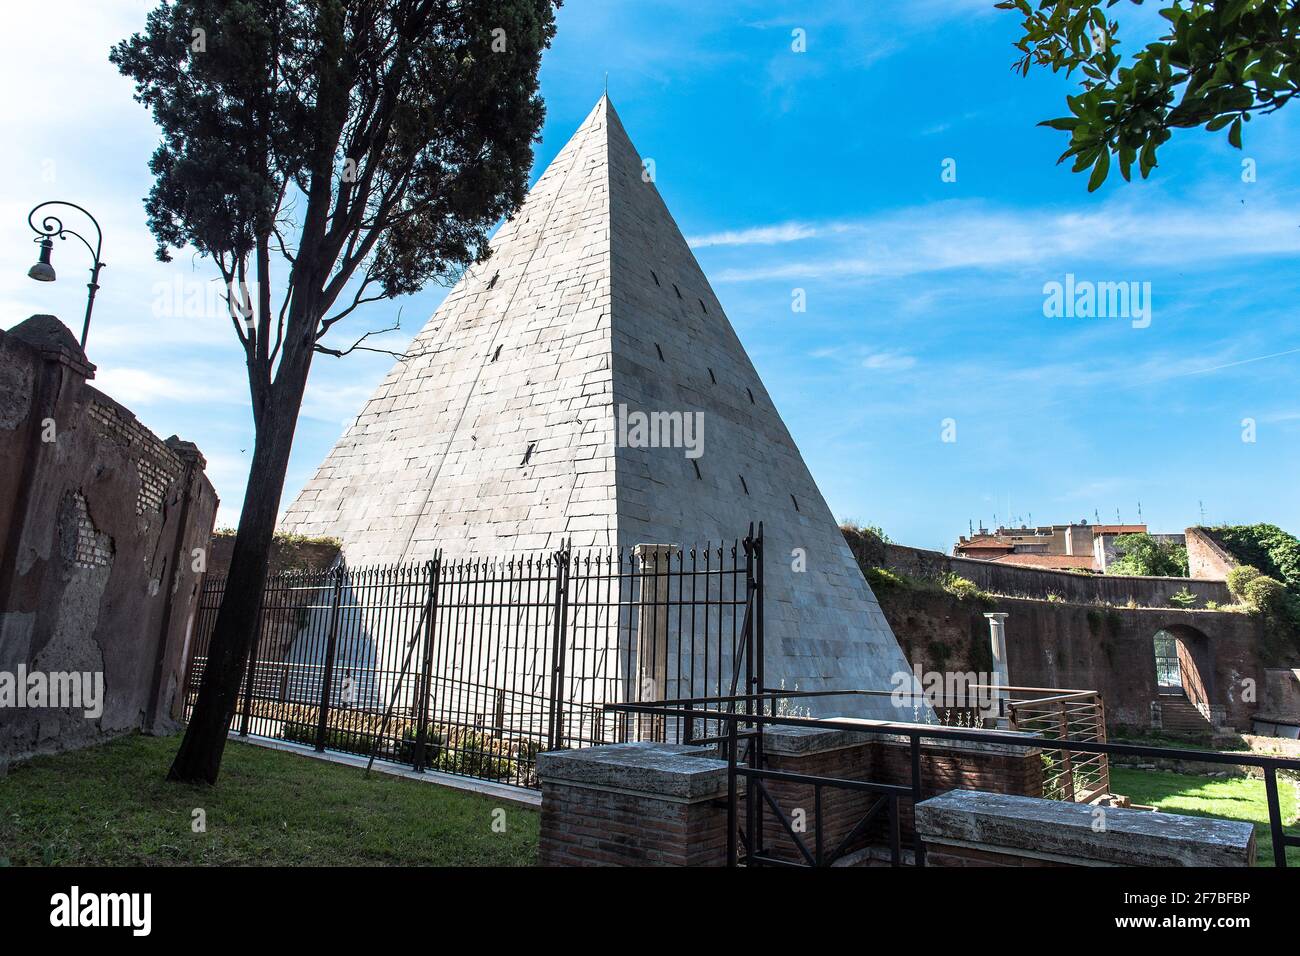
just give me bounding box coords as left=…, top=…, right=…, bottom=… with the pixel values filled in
left=168, top=347, right=314, bottom=784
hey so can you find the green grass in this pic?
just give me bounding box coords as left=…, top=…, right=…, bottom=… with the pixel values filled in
left=0, top=734, right=538, bottom=866
left=1111, top=766, right=1300, bottom=867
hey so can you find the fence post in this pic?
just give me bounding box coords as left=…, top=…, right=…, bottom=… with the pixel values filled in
left=546, top=546, right=570, bottom=751
left=315, top=566, right=345, bottom=753
left=412, top=558, right=440, bottom=772
left=238, top=573, right=270, bottom=737
left=1057, top=702, right=1076, bottom=801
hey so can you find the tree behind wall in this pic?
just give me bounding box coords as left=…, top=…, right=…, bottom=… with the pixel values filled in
left=112, top=0, right=559, bottom=784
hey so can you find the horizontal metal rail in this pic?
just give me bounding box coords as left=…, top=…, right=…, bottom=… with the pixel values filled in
left=607, top=692, right=1300, bottom=867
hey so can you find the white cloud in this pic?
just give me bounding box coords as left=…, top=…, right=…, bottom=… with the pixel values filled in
left=696, top=194, right=1300, bottom=282
left=861, top=350, right=917, bottom=371
left=688, top=222, right=820, bottom=248
left=92, top=367, right=245, bottom=407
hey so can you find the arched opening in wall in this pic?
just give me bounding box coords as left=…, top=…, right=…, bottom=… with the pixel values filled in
left=1151, top=625, right=1215, bottom=732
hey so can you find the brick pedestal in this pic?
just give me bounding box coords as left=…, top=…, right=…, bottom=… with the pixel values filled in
left=537, top=742, right=731, bottom=866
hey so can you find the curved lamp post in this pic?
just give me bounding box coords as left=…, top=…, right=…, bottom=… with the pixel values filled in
left=27, top=201, right=106, bottom=351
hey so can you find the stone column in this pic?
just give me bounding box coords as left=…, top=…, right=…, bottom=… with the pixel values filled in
left=983, top=613, right=1011, bottom=728
left=634, top=543, right=676, bottom=742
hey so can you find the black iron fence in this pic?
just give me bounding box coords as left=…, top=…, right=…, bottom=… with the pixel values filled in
left=183, top=530, right=763, bottom=789
left=607, top=690, right=1300, bottom=868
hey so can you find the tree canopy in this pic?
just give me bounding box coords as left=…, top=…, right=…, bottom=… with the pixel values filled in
left=1108, top=532, right=1189, bottom=577
left=112, top=0, right=560, bottom=784
left=998, top=0, right=1300, bottom=189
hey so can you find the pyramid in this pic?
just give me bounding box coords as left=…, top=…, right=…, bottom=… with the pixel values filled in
left=280, top=97, right=914, bottom=717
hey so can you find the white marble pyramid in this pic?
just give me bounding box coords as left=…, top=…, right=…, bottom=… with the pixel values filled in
left=280, top=97, right=913, bottom=716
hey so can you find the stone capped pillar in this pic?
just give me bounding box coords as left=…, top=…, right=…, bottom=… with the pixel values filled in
left=537, top=742, right=732, bottom=866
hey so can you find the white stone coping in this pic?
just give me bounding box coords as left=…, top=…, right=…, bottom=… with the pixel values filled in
left=536, top=742, right=732, bottom=801
left=915, top=789, right=1256, bottom=867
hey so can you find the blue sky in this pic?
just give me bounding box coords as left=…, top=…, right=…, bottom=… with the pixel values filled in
left=2, top=1, right=1297, bottom=551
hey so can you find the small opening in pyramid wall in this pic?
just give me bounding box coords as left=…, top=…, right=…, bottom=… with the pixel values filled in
left=708, top=367, right=716, bottom=384
left=650, top=270, right=660, bottom=286
left=692, top=460, right=702, bottom=480
left=487, top=271, right=499, bottom=290
left=746, top=387, right=755, bottom=404
left=699, top=299, right=707, bottom=314
left=673, top=284, right=682, bottom=299
left=655, top=343, right=664, bottom=361
left=522, top=442, right=536, bottom=466
left=740, top=475, right=749, bottom=495
left=492, top=344, right=502, bottom=362
left=791, top=494, right=800, bottom=512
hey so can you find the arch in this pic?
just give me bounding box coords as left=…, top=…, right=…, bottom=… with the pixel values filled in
left=1151, top=623, right=1214, bottom=714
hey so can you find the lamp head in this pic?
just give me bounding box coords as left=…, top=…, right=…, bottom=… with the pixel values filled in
left=28, top=237, right=55, bottom=282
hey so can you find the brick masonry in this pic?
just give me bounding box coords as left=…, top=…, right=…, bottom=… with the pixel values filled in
left=0, top=315, right=218, bottom=762
left=279, top=96, right=914, bottom=719
left=537, top=742, right=730, bottom=866
left=757, top=724, right=1043, bottom=864
left=536, top=731, right=1043, bottom=867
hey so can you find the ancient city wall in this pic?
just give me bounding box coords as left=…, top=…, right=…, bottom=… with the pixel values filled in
left=842, top=530, right=1231, bottom=607
left=875, top=585, right=1288, bottom=733
left=0, top=316, right=218, bottom=763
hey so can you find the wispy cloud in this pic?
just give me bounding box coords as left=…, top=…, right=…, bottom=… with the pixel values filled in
left=92, top=367, right=245, bottom=407
left=695, top=194, right=1300, bottom=282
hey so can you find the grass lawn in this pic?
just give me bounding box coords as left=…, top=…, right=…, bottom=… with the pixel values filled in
left=1111, top=766, right=1300, bottom=867
left=0, top=734, right=538, bottom=866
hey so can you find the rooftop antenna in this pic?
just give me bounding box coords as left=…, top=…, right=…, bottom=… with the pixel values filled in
left=1199, top=500, right=1206, bottom=524
left=604, top=72, right=609, bottom=96
left=1137, top=501, right=1143, bottom=522
left=1094, top=508, right=1100, bottom=523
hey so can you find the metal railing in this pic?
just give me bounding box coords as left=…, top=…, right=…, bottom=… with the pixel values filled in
left=182, top=529, right=763, bottom=789
left=606, top=690, right=1300, bottom=868
left=923, top=684, right=1110, bottom=802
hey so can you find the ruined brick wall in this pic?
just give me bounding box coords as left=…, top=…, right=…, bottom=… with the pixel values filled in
left=843, top=531, right=1231, bottom=607
left=875, top=586, right=1290, bottom=733
left=0, top=316, right=218, bottom=763
left=1186, top=527, right=1239, bottom=580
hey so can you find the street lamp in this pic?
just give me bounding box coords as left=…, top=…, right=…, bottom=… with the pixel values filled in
left=27, top=201, right=106, bottom=351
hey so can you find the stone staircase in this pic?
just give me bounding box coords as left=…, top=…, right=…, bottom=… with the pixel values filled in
left=1156, top=694, right=1214, bottom=738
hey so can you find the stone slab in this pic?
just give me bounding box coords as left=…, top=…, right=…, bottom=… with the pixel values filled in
left=536, top=742, right=729, bottom=800
left=915, top=788, right=1256, bottom=867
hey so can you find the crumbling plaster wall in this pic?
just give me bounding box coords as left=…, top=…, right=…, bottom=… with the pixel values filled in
left=0, top=316, right=218, bottom=763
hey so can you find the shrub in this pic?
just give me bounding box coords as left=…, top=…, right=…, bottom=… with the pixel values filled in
left=942, top=573, right=992, bottom=603
left=437, top=731, right=514, bottom=779
left=1169, top=587, right=1199, bottom=609
left=1209, top=524, right=1300, bottom=592
left=397, top=726, right=444, bottom=766
left=1226, top=564, right=1262, bottom=601
left=864, top=566, right=907, bottom=590
left=1243, top=575, right=1287, bottom=614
